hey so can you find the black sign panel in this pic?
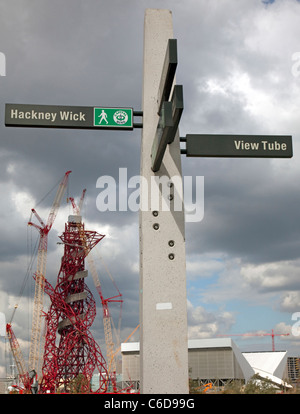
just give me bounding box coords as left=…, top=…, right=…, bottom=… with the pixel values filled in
left=151, top=101, right=174, bottom=172
left=5, top=104, right=94, bottom=129
left=5, top=103, right=134, bottom=130
left=157, top=39, right=178, bottom=114
left=167, top=85, right=184, bottom=144
left=185, top=134, right=293, bottom=158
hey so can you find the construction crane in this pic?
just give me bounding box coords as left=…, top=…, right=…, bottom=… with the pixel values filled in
left=27, top=170, right=71, bottom=376
left=219, top=329, right=290, bottom=351
left=69, top=191, right=123, bottom=392
left=69, top=188, right=86, bottom=215
left=6, top=323, right=33, bottom=393
left=110, top=323, right=140, bottom=370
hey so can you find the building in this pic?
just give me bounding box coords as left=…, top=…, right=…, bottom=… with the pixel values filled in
left=121, top=342, right=140, bottom=392
left=286, top=356, right=300, bottom=386
left=121, top=338, right=294, bottom=391
left=188, top=338, right=254, bottom=387
left=121, top=338, right=254, bottom=391
left=242, top=351, right=291, bottom=389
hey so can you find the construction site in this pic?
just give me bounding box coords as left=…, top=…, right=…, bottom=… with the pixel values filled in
left=0, top=171, right=299, bottom=395
left=0, top=171, right=135, bottom=394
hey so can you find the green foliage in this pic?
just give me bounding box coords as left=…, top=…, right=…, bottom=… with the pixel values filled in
left=222, top=380, right=244, bottom=394
left=223, top=374, right=278, bottom=394
left=68, top=374, right=90, bottom=394
left=243, top=374, right=277, bottom=394
left=189, top=379, right=204, bottom=394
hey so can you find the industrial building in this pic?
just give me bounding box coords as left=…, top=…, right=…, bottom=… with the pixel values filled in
left=286, top=357, right=300, bottom=386
left=121, top=338, right=295, bottom=392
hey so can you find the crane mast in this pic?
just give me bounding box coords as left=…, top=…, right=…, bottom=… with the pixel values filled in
left=28, top=171, right=71, bottom=375
left=6, top=323, right=32, bottom=392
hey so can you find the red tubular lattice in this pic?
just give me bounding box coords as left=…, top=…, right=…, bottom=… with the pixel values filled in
left=40, top=218, right=108, bottom=394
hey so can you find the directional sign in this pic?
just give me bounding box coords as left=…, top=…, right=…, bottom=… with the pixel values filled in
left=93, top=107, right=133, bottom=129
left=183, top=134, right=293, bottom=158
left=157, top=39, right=178, bottom=114
left=151, top=101, right=174, bottom=172
left=5, top=103, right=134, bottom=130
left=150, top=39, right=182, bottom=172
left=151, top=85, right=183, bottom=172
left=167, top=85, right=184, bottom=144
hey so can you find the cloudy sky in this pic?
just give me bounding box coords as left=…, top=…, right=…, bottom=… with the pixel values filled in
left=1, top=0, right=300, bottom=378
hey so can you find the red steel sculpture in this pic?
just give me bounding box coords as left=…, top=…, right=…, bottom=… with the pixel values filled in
left=40, top=215, right=108, bottom=394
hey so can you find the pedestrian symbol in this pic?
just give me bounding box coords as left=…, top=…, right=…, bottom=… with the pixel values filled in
left=98, top=110, right=108, bottom=125
left=93, top=107, right=133, bottom=129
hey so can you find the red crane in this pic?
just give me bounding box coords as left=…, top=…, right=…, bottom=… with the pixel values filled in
left=219, top=329, right=290, bottom=351
left=6, top=323, right=32, bottom=393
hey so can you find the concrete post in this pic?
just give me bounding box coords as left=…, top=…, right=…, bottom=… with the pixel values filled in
left=139, top=9, right=189, bottom=394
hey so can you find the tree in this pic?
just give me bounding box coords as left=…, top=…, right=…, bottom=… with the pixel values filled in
left=244, top=374, right=277, bottom=394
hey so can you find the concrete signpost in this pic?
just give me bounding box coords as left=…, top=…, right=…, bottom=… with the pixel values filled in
left=139, top=9, right=189, bottom=394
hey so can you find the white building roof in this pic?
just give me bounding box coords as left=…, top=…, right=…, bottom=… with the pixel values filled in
left=188, top=337, right=233, bottom=349
left=122, top=338, right=235, bottom=353
left=121, top=342, right=140, bottom=353
left=242, top=351, right=288, bottom=380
